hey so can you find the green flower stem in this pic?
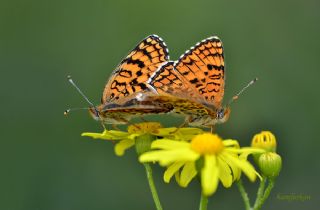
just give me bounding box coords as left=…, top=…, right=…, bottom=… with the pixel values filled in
left=254, top=178, right=275, bottom=210
left=236, top=179, right=251, bottom=210
left=199, top=192, right=208, bottom=210
left=144, top=163, right=163, bottom=210
left=135, top=134, right=163, bottom=210
left=253, top=176, right=266, bottom=209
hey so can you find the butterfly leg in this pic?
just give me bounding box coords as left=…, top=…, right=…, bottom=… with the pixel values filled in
left=99, top=120, right=107, bottom=131
left=210, top=126, right=215, bottom=133
left=139, top=116, right=148, bottom=122
left=169, top=120, right=188, bottom=134
left=112, top=124, right=121, bottom=131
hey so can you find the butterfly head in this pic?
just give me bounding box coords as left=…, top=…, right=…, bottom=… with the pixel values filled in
left=88, top=105, right=102, bottom=121
left=216, top=107, right=231, bottom=124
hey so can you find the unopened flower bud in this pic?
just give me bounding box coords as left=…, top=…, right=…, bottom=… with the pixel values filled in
left=258, top=152, right=282, bottom=178
left=251, top=131, right=277, bottom=152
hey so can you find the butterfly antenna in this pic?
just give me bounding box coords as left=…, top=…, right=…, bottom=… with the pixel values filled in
left=66, top=75, right=107, bottom=130
left=64, top=107, right=90, bottom=116
left=67, top=75, right=96, bottom=108
left=227, top=77, right=258, bottom=107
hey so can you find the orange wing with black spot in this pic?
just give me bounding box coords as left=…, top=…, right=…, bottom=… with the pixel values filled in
left=102, top=35, right=169, bottom=104
left=148, top=36, right=225, bottom=108
left=147, top=61, right=204, bottom=102
left=174, top=36, right=225, bottom=108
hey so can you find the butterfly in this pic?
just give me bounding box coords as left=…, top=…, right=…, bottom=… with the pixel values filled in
left=135, top=36, right=231, bottom=128
left=85, top=35, right=254, bottom=128
left=88, top=34, right=172, bottom=124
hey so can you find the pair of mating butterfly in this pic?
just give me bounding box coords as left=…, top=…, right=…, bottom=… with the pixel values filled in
left=67, top=34, right=256, bottom=129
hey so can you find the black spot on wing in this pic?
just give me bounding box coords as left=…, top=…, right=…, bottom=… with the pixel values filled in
left=139, top=83, right=147, bottom=90
left=125, top=57, right=145, bottom=68
left=190, top=78, right=199, bottom=84
left=136, top=70, right=143, bottom=76
left=141, top=48, right=152, bottom=60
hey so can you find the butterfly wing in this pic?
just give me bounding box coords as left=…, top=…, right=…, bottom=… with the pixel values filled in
left=147, top=36, right=225, bottom=109
left=101, top=35, right=169, bottom=105
left=147, top=61, right=206, bottom=103
left=174, top=36, right=225, bottom=108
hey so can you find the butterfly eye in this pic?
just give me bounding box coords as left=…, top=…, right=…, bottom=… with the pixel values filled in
left=88, top=107, right=100, bottom=119
left=217, top=109, right=224, bottom=119
left=94, top=108, right=101, bottom=118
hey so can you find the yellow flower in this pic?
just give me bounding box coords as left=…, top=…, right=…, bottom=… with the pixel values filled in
left=251, top=131, right=277, bottom=152
left=139, top=133, right=264, bottom=196
left=82, top=122, right=203, bottom=156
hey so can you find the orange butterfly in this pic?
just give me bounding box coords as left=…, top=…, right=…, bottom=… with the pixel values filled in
left=140, top=36, right=256, bottom=128
left=135, top=36, right=231, bottom=128
left=67, top=35, right=255, bottom=128
left=87, top=34, right=171, bottom=124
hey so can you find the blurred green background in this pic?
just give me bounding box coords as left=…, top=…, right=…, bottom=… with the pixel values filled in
left=1, top=0, right=319, bottom=209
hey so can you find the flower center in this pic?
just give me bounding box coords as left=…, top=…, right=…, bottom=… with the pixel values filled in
left=191, top=133, right=224, bottom=155
left=128, top=122, right=162, bottom=134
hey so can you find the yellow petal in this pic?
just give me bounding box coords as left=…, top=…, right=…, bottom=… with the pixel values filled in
left=139, top=149, right=199, bottom=166
left=223, top=153, right=257, bottom=182
left=174, top=128, right=204, bottom=140
left=226, top=147, right=265, bottom=155
left=151, top=140, right=190, bottom=150
left=155, top=127, right=178, bottom=136
left=107, top=130, right=131, bottom=136
left=114, top=139, right=135, bottom=156
left=223, top=139, right=240, bottom=147
left=219, top=152, right=241, bottom=181
left=156, top=127, right=203, bottom=137
left=240, top=147, right=265, bottom=153
left=175, top=170, right=181, bottom=185
left=201, top=155, right=219, bottom=196
left=178, top=127, right=204, bottom=134
left=179, top=162, right=197, bottom=187
left=126, top=133, right=140, bottom=140
left=239, top=152, right=251, bottom=160
left=217, top=157, right=233, bottom=188
left=82, top=130, right=130, bottom=140
left=81, top=132, right=110, bottom=139
left=164, top=162, right=185, bottom=183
